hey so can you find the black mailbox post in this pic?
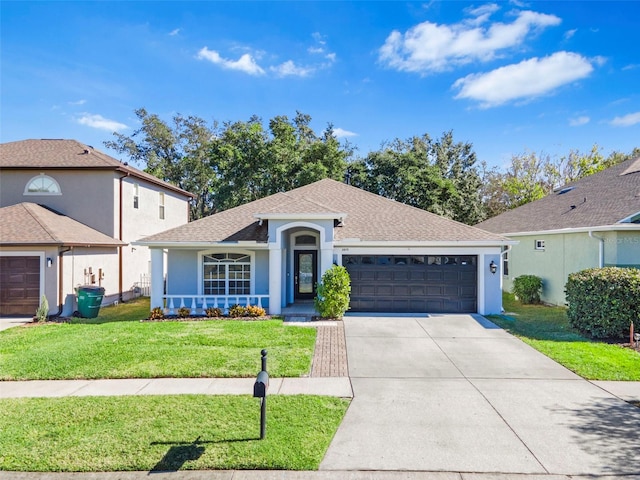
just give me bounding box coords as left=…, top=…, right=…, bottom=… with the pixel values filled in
left=253, top=349, right=269, bottom=439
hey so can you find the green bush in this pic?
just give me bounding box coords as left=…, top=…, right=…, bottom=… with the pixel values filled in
left=565, top=267, right=640, bottom=339
left=35, top=295, right=49, bottom=322
left=245, top=305, right=266, bottom=317
left=228, top=304, right=247, bottom=318
left=512, top=275, right=543, bottom=304
left=314, top=265, right=351, bottom=319
left=205, top=307, right=223, bottom=318
left=149, top=307, right=165, bottom=320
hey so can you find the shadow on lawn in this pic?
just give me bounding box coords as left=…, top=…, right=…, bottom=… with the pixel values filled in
left=149, top=435, right=259, bottom=472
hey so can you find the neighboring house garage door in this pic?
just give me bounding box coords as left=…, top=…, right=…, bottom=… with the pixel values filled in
left=0, top=256, right=40, bottom=316
left=344, top=255, right=477, bottom=313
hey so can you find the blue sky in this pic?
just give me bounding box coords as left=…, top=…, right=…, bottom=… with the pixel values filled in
left=2, top=1, right=639, bottom=169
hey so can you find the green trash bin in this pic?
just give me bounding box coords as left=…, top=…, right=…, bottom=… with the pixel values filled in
left=76, top=286, right=105, bottom=318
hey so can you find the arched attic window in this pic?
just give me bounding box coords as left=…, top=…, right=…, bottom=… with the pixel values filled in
left=24, top=174, right=61, bottom=195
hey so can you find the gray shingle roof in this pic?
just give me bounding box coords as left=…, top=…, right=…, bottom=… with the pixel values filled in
left=140, top=178, right=509, bottom=244
left=0, top=139, right=193, bottom=198
left=0, top=203, right=125, bottom=247
left=476, top=157, right=640, bottom=234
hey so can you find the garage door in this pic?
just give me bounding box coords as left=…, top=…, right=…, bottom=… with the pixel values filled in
left=343, top=255, right=477, bottom=313
left=0, top=256, right=41, bottom=316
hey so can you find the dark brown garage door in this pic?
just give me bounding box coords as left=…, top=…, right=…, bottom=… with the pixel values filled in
left=0, top=256, right=41, bottom=316
left=343, top=255, right=477, bottom=313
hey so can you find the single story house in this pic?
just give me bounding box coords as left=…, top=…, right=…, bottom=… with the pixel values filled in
left=138, top=178, right=514, bottom=315
left=476, top=157, right=640, bottom=306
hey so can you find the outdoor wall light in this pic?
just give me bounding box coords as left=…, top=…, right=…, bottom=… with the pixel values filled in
left=489, top=260, right=497, bottom=275
left=46, top=257, right=53, bottom=268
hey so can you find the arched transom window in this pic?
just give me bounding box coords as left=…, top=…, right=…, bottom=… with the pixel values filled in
left=24, top=174, right=61, bottom=195
left=203, top=253, right=251, bottom=295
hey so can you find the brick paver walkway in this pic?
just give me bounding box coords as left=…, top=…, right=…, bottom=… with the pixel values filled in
left=311, top=321, right=348, bottom=377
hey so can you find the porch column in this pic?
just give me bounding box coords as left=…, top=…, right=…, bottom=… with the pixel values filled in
left=268, top=246, right=282, bottom=315
left=320, top=247, right=334, bottom=279
left=150, top=248, right=165, bottom=310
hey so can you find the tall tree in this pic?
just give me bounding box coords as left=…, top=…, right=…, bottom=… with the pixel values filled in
left=107, top=109, right=351, bottom=218
left=104, top=108, right=217, bottom=220
left=349, top=132, right=484, bottom=224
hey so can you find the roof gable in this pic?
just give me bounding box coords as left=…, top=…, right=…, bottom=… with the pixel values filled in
left=0, top=203, right=125, bottom=246
left=0, top=139, right=193, bottom=198
left=140, top=178, right=509, bottom=244
left=476, top=157, right=640, bottom=234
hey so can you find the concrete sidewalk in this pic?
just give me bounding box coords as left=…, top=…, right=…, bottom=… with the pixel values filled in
left=3, top=471, right=638, bottom=480
left=0, top=377, right=353, bottom=398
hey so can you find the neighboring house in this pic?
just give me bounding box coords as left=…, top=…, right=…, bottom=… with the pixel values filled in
left=137, top=178, right=514, bottom=316
left=476, top=157, right=640, bottom=306
left=0, top=139, right=193, bottom=317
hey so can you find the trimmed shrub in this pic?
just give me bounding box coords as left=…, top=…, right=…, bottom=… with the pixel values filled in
left=149, top=307, right=165, bottom=320
left=565, top=267, right=640, bottom=339
left=512, top=275, right=543, bottom=304
left=314, top=265, right=351, bottom=319
left=205, top=307, right=223, bottom=318
left=35, top=295, right=49, bottom=322
left=177, top=307, right=191, bottom=318
left=245, top=305, right=266, bottom=317
left=228, top=304, right=247, bottom=318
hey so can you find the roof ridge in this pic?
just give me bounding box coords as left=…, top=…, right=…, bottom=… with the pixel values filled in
left=22, top=203, right=58, bottom=242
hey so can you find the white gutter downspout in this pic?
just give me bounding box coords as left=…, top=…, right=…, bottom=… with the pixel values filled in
left=499, top=245, right=512, bottom=312
left=589, top=231, right=605, bottom=267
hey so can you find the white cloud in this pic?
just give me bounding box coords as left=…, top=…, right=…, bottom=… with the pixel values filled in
left=68, top=99, right=86, bottom=106
left=610, top=112, right=640, bottom=127
left=453, top=51, right=594, bottom=107
left=169, top=28, right=181, bottom=36
left=270, top=60, right=314, bottom=78
left=622, top=63, right=639, bottom=71
left=196, top=47, right=265, bottom=76
left=76, top=114, right=127, bottom=131
left=463, top=3, right=500, bottom=25
left=379, top=8, right=561, bottom=73
left=569, top=116, right=590, bottom=126
left=333, top=128, right=357, bottom=138
left=564, top=28, right=577, bottom=40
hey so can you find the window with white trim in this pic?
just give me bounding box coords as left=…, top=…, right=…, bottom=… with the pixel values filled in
left=24, top=174, right=61, bottom=195
left=203, top=253, right=251, bottom=295
left=133, top=183, right=139, bottom=209
left=535, top=239, right=545, bottom=251
left=159, top=192, right=165, bottom=219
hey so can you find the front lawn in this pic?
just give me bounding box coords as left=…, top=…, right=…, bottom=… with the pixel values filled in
left=489, top=293, right=640, bottom=381
left=0, top=395, right=349, bottom=472
left=0, top=319, right=316, bottom=380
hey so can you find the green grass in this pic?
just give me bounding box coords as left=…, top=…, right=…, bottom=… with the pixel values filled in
left=488, top=293, right=640, bottom=381
left=78, top=296, right=152, bottom=324
left=0, top=318, right=316, bottom=380
left=0, top=395, right=349, bottom=472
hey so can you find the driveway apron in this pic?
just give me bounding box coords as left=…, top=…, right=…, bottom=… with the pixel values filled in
left=320, top=314, right=640, bottom=475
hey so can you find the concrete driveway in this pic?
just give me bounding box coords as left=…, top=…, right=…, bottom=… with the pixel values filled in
left=0, top=316, right=32, bottom=332
left=320, top=314, right=640, bottom=475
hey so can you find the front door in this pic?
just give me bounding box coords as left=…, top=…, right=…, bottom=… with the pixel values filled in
left=294, top=251, right=317, bottom=300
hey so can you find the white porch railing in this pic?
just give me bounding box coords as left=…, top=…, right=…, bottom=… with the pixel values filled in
left=162, top=295, right=270, bottom=315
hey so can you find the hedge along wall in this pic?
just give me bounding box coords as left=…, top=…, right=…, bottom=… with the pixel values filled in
left=565, top=267, right=640, bottom=339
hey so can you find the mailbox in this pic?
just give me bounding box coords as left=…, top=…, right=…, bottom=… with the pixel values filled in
left=253, top=370, right=269, bottom=398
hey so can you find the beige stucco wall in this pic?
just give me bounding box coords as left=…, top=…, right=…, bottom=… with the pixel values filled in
left=0, top=170, right=117, bottom=236
left=119, top=176, right=189, bottom=294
